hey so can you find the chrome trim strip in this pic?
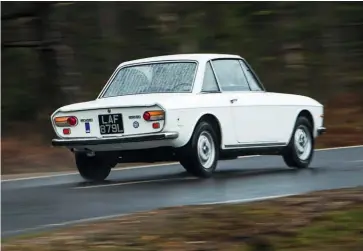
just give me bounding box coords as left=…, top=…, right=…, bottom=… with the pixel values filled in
left=208, top=59, right=223, bottom=92
left=51, top=132, right=179, bottom=147
left=198, top=61, right=222, bottom=93
left=238, top=59, right=252, bottom=91
left=224, top=142, right=286, bottom=149
left=317, top=126, right=326, bottom=135
left=240, top=58, right=266, bottom=92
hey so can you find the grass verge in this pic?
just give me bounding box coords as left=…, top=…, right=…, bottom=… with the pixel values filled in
left=3, top=187, right=363, bottom=251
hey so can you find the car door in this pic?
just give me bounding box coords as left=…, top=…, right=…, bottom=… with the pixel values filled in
left=238, top=59, right=290, bottom=144
left=210, top=58, right=279, bottom=146
left=199, top=61, right=238, bottom=146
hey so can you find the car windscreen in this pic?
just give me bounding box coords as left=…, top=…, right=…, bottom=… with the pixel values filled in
left=101, top=61, right=197, bottom=98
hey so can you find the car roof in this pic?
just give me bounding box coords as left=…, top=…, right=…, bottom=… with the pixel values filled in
left=118, top=53, right=243, bottom=67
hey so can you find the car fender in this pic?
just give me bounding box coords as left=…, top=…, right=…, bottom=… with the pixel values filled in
left=286, top=106, right=323, bottom=142
left=167, top=108, right=224, bottom=148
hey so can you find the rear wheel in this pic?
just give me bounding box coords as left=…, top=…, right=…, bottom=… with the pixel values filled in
left=282, top=116, right=314, bottom=168
left=75, top=153, right=113, bottom=181
left=179, top=121, right=219, bottom=178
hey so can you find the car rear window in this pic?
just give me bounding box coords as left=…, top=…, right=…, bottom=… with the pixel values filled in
left=101, top=61, right=197, bottom=98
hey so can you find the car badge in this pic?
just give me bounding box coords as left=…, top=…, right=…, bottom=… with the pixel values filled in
left=133, top=121, right=139, bottom=128
left=107, top=108, right=111, bottom=113
left=85, top=122, right=91, bottom=133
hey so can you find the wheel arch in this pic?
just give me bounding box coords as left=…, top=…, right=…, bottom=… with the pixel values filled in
left=192, top=113, right=223, bottom=149
left=297, top=109, right=315, bottom=130
left=282, top=108, right=316, bottom=168
left=287, top=109, right=315, bottom=143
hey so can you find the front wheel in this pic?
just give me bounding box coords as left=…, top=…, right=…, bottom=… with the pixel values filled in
left=178, top=121, right=219, bottom=178
left=75, top=153, right=113, bottom=181
left=282, top=116, right=314, bottom=168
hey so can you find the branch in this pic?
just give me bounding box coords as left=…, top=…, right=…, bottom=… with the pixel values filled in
left=2, top=41, right=41, bottom=48
left=1, top=40, right=58, bottom=49
left=1, top=11, right=37, bottom=21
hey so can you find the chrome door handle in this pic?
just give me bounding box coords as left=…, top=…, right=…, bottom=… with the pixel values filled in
left=230, top=98, right=238, bottom=104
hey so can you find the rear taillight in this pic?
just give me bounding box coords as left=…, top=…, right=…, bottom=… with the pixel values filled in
left=63, top=128, right=71, bottom=135
left=143, top=112, right=151, bottom=121
left=67, top=116, right=77, bottom=126
left=143, top=110, right=165, bottom=121
left=54, top=116, right=78, bottom=127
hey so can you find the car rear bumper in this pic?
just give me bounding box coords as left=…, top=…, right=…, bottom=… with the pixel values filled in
left=317, top=126, right=326, bottom=136
left=51, top=132, right=179, bottom=147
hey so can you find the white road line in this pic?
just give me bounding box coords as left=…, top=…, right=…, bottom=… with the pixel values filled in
left=201, top=193, right=297, bottom=205
left=1, top=193, right=296, bottom=237
left=315, top=145, right=363, bottom=151
left=73, top=177, right=198, bottom=189
left=1, top=172, right=79, bottom=182
left=2, top=145, right=362, bottom=182
left=2, top=213, right=127, bottom=236
left=349, top=160, right=363, bottom=163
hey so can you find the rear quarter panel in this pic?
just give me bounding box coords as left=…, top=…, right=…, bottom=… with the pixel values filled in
left=161, top=93, right=235, bottom=148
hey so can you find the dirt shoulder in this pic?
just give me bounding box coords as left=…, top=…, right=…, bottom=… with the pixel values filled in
left=3, top=186, right=363, bottom=251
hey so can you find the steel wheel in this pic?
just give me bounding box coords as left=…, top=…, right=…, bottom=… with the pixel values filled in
left=178, top=120, right=219, bottom=178
left=282, top=116, right=314, bottom=169
left=197, top=131, right=216, bottom=169
left=294, top=126, right=312, bottom=161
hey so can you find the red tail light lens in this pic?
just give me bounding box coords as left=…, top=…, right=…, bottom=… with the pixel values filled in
left=67, top=116, right=78, bottom=126
left=63, top=128, right=71, bottom=135
left=143, top=112, right=151, bottom=121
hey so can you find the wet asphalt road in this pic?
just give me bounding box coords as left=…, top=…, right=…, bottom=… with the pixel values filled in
left=2, top=146, right=363, bottom=238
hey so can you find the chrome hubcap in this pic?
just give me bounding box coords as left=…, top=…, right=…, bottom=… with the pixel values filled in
left=294, top=127, right=312, bottom=160
left=197, top=131, right=215, bottom=169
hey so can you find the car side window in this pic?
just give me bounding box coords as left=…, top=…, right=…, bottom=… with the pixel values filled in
left=201, top=62, right=220, bottom=92
left=239, top=60, right=263, bottom=91
left=211, top=59, right=250, bottom=91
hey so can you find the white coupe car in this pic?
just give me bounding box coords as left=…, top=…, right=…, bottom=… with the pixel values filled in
left=51, top=53, right=326, bottom=181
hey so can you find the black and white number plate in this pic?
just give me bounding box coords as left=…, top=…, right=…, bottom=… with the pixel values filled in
left=98, top=113, right=124, bottom=135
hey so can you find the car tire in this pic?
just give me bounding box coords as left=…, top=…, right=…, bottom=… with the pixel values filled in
left=282, top=116, right=314, bottom=168
left=178, top=121, right=219, bottom=178
left=75, top=153, right=112, bottom=181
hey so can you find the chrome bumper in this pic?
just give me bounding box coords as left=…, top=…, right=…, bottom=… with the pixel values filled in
left=317, top=127, right=326, bottom=136
left=52, top=132, right=179, bottom=147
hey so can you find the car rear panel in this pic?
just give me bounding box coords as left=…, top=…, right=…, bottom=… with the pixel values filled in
left=52, top=105, right=165, bottom=138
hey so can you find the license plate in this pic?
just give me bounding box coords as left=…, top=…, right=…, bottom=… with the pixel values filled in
left=98, top=113, right=124, bottom=135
